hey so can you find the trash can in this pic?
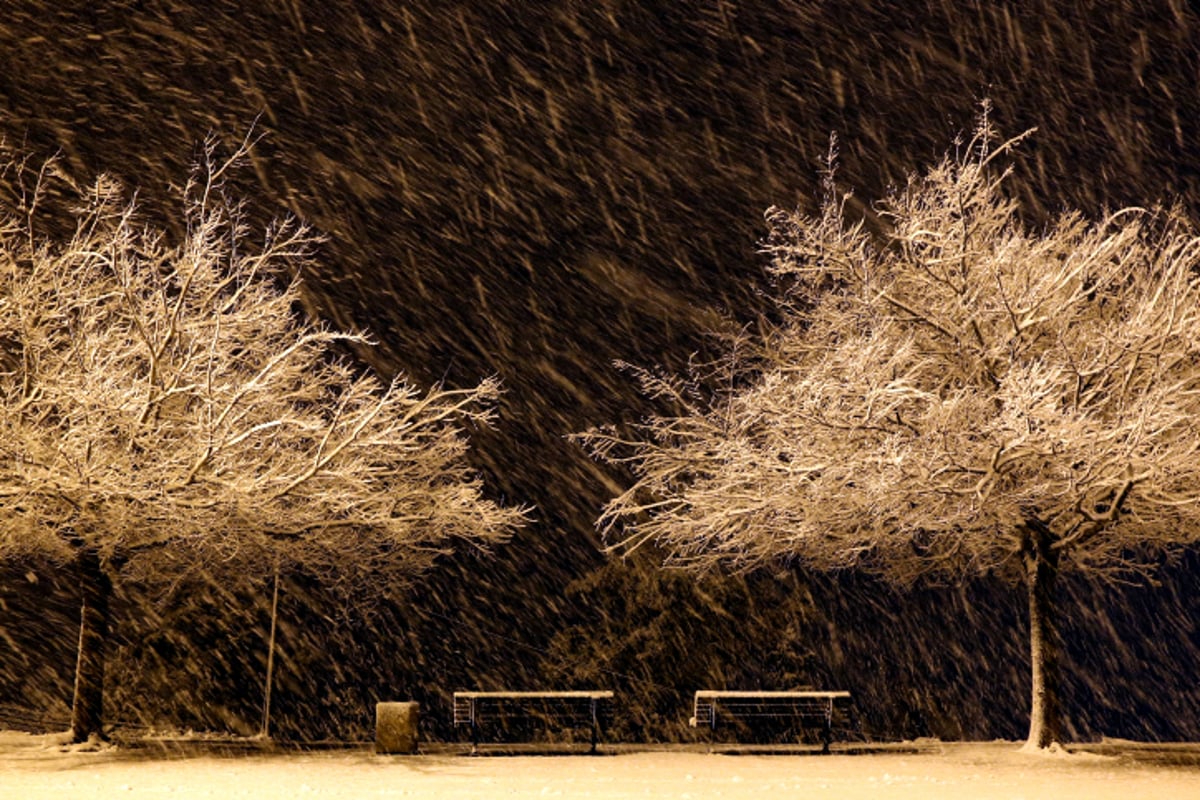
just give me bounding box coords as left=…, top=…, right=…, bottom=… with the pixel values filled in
left=376, top=701, right=420, bottom=754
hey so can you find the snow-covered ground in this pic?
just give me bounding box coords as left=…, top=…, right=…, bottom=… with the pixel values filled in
left=3, top=732, right=1199, bottom=799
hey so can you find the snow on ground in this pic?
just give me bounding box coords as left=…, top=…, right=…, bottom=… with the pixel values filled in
left=3, top=732, right=1199, bottom=800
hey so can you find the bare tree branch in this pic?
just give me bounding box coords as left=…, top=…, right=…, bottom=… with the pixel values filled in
left=0, top=144, right=527, bottom=576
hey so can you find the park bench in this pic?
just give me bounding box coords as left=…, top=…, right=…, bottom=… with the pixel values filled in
left=689, top=689, right=852, bottom=752
left=452, top=690, right=614, bottom=753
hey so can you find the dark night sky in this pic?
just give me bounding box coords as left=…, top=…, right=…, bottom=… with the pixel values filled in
left=1, top=0, right=1199, bottom=742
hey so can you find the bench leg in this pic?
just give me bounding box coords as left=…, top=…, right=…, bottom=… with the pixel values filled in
left=589, top=699, right=600, bottom=754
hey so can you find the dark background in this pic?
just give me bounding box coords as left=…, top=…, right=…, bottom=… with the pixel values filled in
left=1, top=0, right=1198, bottom=744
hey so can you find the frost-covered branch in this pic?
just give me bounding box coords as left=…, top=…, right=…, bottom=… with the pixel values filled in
left=580, top=117, right=1200, bottom=583
left=0, top=143, right=527, bottom=574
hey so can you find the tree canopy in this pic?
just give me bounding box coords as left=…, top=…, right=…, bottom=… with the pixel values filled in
left=580, top=118, right=1200, bottom=746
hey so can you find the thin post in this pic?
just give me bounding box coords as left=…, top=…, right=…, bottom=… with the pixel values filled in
left=260, top=563, right=280, bottom=739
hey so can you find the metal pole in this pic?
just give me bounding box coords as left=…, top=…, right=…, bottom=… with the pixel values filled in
left=260, top=564, right=280, bottom=739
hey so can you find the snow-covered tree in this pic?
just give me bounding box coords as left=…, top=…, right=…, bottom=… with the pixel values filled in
left=578, top=119, right=1200, bottom=749
left=0, top=139, right=526, bottom=743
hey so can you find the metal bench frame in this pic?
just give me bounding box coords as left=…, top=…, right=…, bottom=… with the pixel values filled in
left=690, top=690, right=852, bottom=752
left=453, top=690, right=614, bottom=753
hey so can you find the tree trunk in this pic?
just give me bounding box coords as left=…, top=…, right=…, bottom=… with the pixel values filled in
left=70, top=547, right=111, bottom=744
left=1022, top=525, right=1063, bottom=749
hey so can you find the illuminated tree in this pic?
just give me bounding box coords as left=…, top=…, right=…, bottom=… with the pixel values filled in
left=579, top=120, right=1200, bottom=748
left=0, top=139, right=525, bottom=743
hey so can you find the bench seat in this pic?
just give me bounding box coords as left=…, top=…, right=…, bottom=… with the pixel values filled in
left=690, top=690, right=852, bottom=752
left=453, top=690, right=614, bottom=753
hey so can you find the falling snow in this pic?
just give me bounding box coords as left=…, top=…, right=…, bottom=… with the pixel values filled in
left=1, top=0, right=1200, bottom=773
